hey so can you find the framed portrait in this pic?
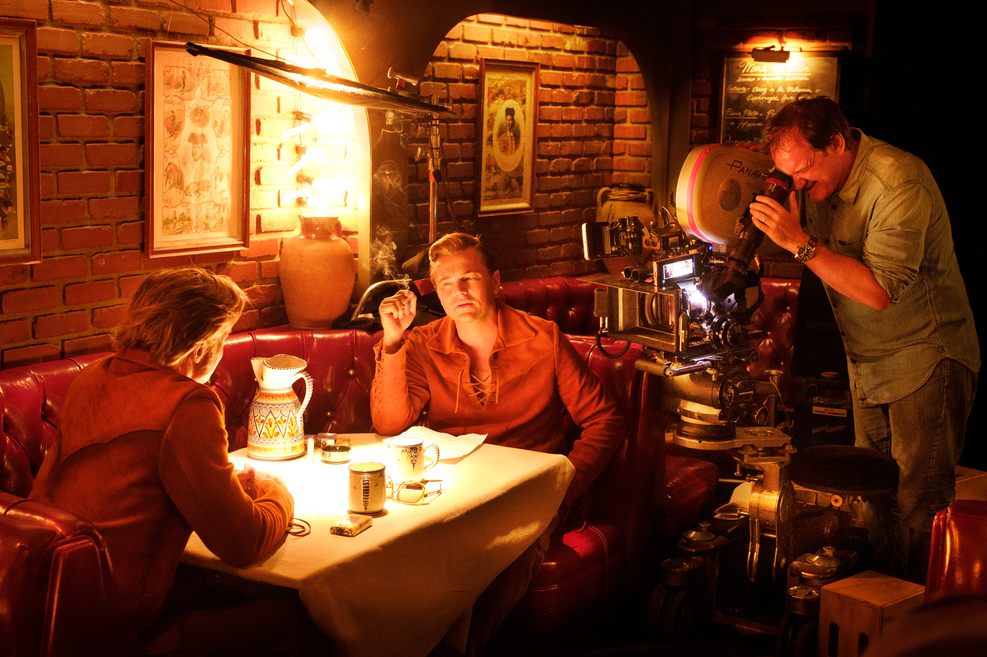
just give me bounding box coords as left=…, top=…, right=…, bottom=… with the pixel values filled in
left=477, top=59, right=538, bottom=216
left=0, top=19, right=40, bottom=264
left=146, top=41, right=250, bottom=257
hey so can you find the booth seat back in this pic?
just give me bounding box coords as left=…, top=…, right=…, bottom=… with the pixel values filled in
left=510, top=335, right=670, bottom=635
left=211, top=329, right=382, bottom=451
left=748, top=277, right=800, bottom=385
left=0, top=355, right=104, bottom=498
left=497, top=276, right=602, bottom=336
left=925, top=499, right=987, bottom=603
left=0, top=490, right=131, bottom=657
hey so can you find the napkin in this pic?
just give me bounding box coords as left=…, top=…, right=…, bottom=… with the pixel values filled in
left=394, top=426, right=486, bottom=460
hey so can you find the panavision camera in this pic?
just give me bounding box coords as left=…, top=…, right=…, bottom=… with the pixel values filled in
left=582, top=145, right=793, bottom=438
left=588, top=149, right=883, bottom=653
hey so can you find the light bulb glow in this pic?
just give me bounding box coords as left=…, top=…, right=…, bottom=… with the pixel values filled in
left=282, top=123, right=311, bottom=139
left=304, top=27, right=328, bottom=53
left=307, top=146, right=326, bottom=164
left=307, top=195, right=329, bottom=211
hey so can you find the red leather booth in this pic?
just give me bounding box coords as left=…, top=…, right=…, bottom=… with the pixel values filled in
left=4, top=275, right=807, bottom=650
left=0, top=490, right=131, bottom=657
left=925, top=499, right=987, bottom=603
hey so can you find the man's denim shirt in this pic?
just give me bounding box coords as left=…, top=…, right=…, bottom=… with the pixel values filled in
left=802, top=129, right=980, bottom=404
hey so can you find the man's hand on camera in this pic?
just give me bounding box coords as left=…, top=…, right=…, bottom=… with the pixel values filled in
left=750, top=190, right=806, bottom=254
left=379, top=289, right=417, bottom=353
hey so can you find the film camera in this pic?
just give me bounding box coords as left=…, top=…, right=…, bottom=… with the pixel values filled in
left=583, top=147, right=884, bottom=654
left=582, top=146, right=792, bottom=441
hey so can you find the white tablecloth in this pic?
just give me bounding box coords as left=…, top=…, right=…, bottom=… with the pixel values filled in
left=181, top=434, right=574, bottom=657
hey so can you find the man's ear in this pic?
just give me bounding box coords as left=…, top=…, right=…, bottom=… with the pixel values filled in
left=829, top=133, right=846, bottom=156
left=493, top=270, right=501, bottom=288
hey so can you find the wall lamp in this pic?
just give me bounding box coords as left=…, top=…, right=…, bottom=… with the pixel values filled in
left=751, top=45, right=790, bottom=63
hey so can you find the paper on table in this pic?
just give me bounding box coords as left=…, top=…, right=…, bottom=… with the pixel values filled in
left=394, top=426, right=486, bottom=460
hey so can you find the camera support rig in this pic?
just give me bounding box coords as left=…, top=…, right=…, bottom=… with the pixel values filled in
left=582, top=145, right=797, bottom=589
left=583, top=147, right=893, bottom=650
left=584, top=239, right=795, bottom=588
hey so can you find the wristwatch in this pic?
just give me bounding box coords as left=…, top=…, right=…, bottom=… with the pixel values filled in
left=795, top=235, right=818, bottom=263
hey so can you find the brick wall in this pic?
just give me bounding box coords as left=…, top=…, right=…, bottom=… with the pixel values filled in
left=0, top=0, right=358, bottom=369
left=0, top=4, right=653, bottom=368
left=404, top=14, right=651, bottom=281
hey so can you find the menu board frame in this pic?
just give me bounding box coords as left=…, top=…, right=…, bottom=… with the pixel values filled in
left=719, top=53, right=841, bottom=145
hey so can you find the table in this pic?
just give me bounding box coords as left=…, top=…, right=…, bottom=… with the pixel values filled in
left=182, top=433, right=574, bottom=657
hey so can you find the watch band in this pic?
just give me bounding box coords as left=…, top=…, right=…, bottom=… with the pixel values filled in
left=795, top=234, right=818, bottom=263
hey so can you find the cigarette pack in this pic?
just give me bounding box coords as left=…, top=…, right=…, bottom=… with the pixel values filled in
left=330, top=514, right=372, bottom=537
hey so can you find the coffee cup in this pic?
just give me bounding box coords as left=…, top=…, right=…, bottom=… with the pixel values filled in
left=384, top=435, right=439, bottom=484
left=347, top=462, right=387, bottom=514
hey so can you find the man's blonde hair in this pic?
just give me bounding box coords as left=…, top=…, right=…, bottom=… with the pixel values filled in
left=113, top=268, right=248, bottom=368
left=427, top=233, right=498, bottom=280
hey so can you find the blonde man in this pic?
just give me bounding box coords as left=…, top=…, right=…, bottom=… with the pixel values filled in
left=372, top=233, right=624, bottom=656
left=30, top=268, right=313, bottom=654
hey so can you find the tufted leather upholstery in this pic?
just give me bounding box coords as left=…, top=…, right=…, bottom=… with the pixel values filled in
left=0, top=327, right=665, bottom=644
left=0, top=275, right=804, bottom=643
left=497, top=276, right=602, bottom=336
left=511, top=336, right=661, bottom=633
left=211, top=329, right=381, bottom=451
left=925, top=499, right=987, bottom=603
left=0, top=354, right=104, bottom=498
left=749, top=277, right=801, bottom=395
left=0, top=490, right=132, bottom=657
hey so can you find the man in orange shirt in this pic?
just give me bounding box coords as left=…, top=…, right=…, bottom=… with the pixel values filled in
left=372, top=233, right=624, bottom=656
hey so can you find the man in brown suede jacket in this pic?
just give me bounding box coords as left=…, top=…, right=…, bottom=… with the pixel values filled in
left=30, top=269, right=306, bottom=654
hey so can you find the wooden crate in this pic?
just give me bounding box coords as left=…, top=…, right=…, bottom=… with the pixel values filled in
left=955, top=466, right=987, bottom=501
left=818, top=571, right=925, bottom=657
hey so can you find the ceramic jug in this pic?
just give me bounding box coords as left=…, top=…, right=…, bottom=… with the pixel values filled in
left=247, top=354, right=314, bottom=460
left=279, top=214, right=357, bottom=329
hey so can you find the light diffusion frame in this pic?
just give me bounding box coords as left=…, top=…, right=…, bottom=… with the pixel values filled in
left=146, top=41, right=250, bottom=257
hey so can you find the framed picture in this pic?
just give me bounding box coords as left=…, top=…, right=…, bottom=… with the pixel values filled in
left=477, top=59, right=538, bottom=216
left=0, top=19, right=40, bottom=264
left=146, top=41, right=250, bottom=257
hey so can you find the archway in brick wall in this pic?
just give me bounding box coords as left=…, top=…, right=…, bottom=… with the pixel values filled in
left=369, top=14, right=653, bottom=284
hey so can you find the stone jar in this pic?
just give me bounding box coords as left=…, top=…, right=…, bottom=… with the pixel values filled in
left=279, top=214, right=357, bottom=329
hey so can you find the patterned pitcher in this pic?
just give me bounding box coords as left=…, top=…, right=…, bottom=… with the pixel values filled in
left=247, top=354, right=313, bottom=460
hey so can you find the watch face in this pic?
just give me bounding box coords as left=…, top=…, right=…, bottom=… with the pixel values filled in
left=796, top=240, right=815, bottom=262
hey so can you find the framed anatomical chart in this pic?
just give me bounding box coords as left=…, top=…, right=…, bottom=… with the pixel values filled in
left=146, top=41, right=250, bottom=257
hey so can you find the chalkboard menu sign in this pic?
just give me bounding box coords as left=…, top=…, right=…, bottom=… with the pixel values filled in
left=720, top=54, right=839, bottom=144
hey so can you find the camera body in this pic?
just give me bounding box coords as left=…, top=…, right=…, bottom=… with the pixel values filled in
left=582, top=146, right=789, bottom=429
left=584, top=220, right=762, bottom=366
left=581, top=215, right=648, bottom=261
